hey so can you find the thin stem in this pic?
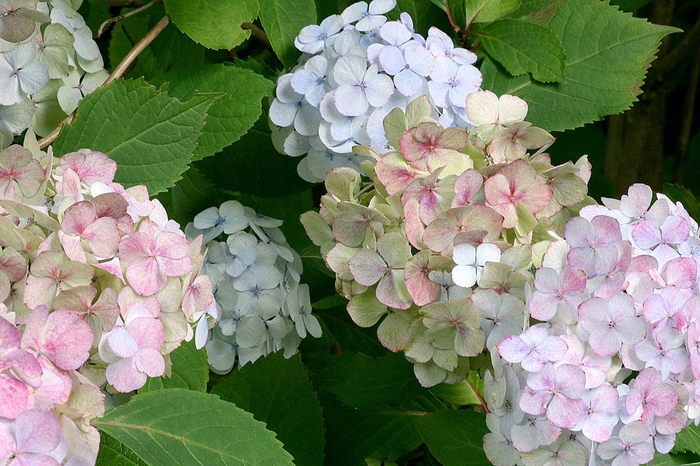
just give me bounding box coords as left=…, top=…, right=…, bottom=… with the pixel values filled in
left=444, top=0, right=462, bottom=32
left=241, top=22, right=272, bottom=51
left=466, top=376, right=490, bottom=414
left=104, top=14, right=170, bottom=87
left=98, top=0, right=160, bottom=38
left=38, top=15, right=171, bottom=149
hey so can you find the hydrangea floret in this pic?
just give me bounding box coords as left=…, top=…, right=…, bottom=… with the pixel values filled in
left=185, top=201, right=322, bottom=375
left=269, top=0, right=483, bottom=183
left=0, top=136, right=213, bottom=464
left=0, top=0, right=107, bottom=147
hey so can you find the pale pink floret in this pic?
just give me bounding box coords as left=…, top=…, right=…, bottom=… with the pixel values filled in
left=498, top=325, right=567, bottom=373
left=565, top=215, right=623, bottom=277
left=625, top=367, right=678, bottom=426
left=56, top=150, right=117, bottom=187
left=119, top=219, right=193, bottom=296
left=0, top=409, right=62, bottom=465
left=58, top=200, right=120, bottom=262
left=528, top=267, right=586, bottom=322
left=577, top=293, right=645, bottom=358
left=597, top=421, right=655, bottom=466
left=20, top=305, right=93, bottom=372
left=484, top=159, right=553, bottom=229
left=0, top=317, right=42, bottom=419
left=518, top=363, right=586, bottom=429
left=99, top=306, right=165, bottom=393
left=574, top=383, right=620, bottom=443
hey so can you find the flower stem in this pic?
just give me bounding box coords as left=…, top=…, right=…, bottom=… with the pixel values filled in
left=98, top=0, right=161, bottom=38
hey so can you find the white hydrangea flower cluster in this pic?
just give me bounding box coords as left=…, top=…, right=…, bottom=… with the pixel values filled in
left=186, top=201, right=322, bottom=374
left=0, top=0, right=107, bottom=146
left=269, top=0, right=483, bottom=183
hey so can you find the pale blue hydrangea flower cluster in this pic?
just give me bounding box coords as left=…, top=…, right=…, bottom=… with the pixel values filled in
left=0, top=0, right=107, bottom=146
left=269, top=0, right=483, bottom=183
left=186, top=201, right=322, bottom=374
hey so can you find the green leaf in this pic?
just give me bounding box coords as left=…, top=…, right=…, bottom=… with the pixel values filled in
left=150, top=22, right=206, bottom=73
left=472, top=18, right=565, bottom=82
left=96, top=432, right=148, bottom=466
left=313, top=305, right=387, bottom=358
left=163, top=0, right=260, bottom=50
left=468, top=0, right=521, bottom=23
left=195, top=115, right=311, bottom=198
left=429, top=373, right=482, bottom=406
left=258, top=0, right=315, bottom=69
left=481, top=0, right=679, bottom=131
left=52, top=78, right=214, bottom=194
left=94, top=389, right=294, bottom=466
left=673, top=424, right=700, bottom=456
left=155, top=64, right=273, bottom=161
left=418, top=410, right=490, bottom=466
left=396, top=0, right=453, bottom=35
left=654, top=452, right=700, bottom=466
left=321, top=392, right=430, bottom=465
left=211, top=352, right=326, bottom=466
left=315, top=352, right=423, bottom=409
left=140, top=339, right=209, bottom=392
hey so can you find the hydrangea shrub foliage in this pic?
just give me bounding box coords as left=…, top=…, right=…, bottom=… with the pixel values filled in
left=2, top=0, right=698, bottom=465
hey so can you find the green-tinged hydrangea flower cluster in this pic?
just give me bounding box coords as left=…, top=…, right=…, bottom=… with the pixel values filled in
left=301, top=91, right=593, bottom=387
left=0, top=136, right=212, bottom=464
left=0, top=0, right=107, bottom=147
left=186, top=202, right=322, bottom=375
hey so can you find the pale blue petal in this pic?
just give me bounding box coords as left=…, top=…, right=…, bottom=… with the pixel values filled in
left=369, top=0, right=397, bottom=14
left=379, top=21, right=411, bottom=47
left=333, top=55, right=366, bottom=86
left=394, top=69, right=422, bottom=96
left=334, top=85, right=368, bottom=116
left=405, top=43, right=434, bottom=76
left=269, top=98, right=298, bottom=127
left=342, top=2, right=368, bottom=24
left=363, top=70, right=393, bottom=108
left=378, top=46, right=405, bottom=75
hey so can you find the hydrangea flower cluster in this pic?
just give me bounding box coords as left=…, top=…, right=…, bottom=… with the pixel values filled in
left=0, top=0, right=107, bottom=146
left=185, top=202, right=321, bottom=375
left=482, top=185, right=700, bottom=465
left=301, top=90, right=588, bottom=388
left=0, top=137, right=211, bottom=464
left=269, top=0, right=483, bottom=183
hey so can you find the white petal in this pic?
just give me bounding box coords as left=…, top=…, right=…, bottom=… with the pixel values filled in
left=334, top=86, right=368, bottom=116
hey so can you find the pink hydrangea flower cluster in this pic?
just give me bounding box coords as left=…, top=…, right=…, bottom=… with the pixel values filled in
left=0, top=141, right=212, bottom=464
left=483, top=184, right=700, bottom=465
left=186, top=202, right=321, bottom=375
left=270, top=0, right=484, bottom=182
left=301, top=90, right=590, bottom=387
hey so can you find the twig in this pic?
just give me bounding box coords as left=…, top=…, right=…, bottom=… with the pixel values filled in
left=98, top=0, right=160, bottom=38
left=104, top=14, right=170, bottom=86
left=38, top=14, right=171, bottom=149
left=241, top=22, right=272, bottom=50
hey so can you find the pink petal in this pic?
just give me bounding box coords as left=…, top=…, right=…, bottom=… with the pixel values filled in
left=108, top=328, right=139, bottom=359
left=41, top=311, right=93, bottom=370
left=15, top=408, right=60, bottom=454
left=106, top=357, right=146, bottom=393
left=126, top=257, right=166, bottom=296
left=133, top=347, right=165, bottom=377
